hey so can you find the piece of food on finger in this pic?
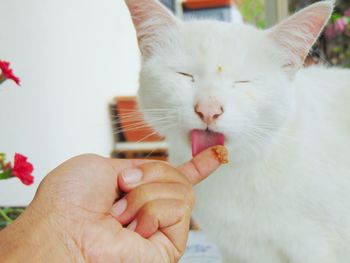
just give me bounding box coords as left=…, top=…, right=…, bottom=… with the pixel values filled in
left=191, top=129, right=228, bottom=163
left=211, top=145, right=229, bottom=164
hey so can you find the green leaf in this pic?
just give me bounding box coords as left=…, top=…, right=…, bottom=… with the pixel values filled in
left=331, top=13, right=342, bottom=22
left=0, top=170, right=13, bottom=180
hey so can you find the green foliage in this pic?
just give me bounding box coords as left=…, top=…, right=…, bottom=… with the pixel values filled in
left=0, top=207, right=24, bottom=229
left=331, top=13, right=342, bottom=22
left=237, top=0, right=266, bottom=28
left=0, top=170, right=12, bottom=180
left=0, top=153, right=12, bottom=180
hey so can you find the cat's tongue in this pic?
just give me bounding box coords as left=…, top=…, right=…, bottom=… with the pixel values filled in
left=191, top=129, right=225, bottom=157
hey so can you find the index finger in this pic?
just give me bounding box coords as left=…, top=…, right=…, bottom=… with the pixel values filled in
left=178, top=145, right=228, bottom=185
left=115, top=146, right=228, bottom=192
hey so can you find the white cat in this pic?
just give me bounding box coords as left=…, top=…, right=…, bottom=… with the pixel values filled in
left=124, top=0, right=350, bottom=262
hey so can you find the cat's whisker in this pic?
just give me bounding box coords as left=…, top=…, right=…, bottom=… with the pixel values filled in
left=115, top=116, right=177, bottom=123
left=143, top=145, right=169, bottom=159
left=111, top=116, right=176, bottom=124
left=113, top=116, right=174, bottom=123
left=112, top=119, right=176, bottom=134
left=117, top=108, right=178, bottom=111
left=112, top=124, right=173, bottom=134
left=114, top=113, right=177, bottom=121
left=114, top=110, right=178, bottom=117
left=112, top=122, right=174, bottom=134
left=115, top=111, right=175, bottom=116
left=134, top=124, right=177, bottom=143
left=113, top=114, right=166, bottom=120
left=245, top=125, right=296, bottom=144
left=144, top=149, right=158, bottom=159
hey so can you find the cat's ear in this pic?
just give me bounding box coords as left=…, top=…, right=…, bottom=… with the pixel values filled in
left=267, top=1, right=334, bottom=76
left=124, top=0, right=179, bottom=58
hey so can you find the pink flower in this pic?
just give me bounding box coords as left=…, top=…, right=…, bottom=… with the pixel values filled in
left=325, top=24, right=336, bottom=39
left=345, top=9, right=350, bottom=17
left=0, top=60, right=20, bottom=86
left=335, top=18, right=347, bottom=33
left=12, top=153, right=34, bottom=185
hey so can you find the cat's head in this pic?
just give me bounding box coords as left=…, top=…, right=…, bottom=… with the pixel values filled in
left=125, top=0, right=333, bottom=162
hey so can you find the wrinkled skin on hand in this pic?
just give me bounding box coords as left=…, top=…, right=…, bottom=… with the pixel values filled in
left=1, top=147, right=224, bottom=263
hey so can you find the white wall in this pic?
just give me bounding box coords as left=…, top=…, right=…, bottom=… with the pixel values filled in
left=0, top=0, right=140, bottom=206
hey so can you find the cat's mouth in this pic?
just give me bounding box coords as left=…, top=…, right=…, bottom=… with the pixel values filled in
left=190, top=129, right=225, bottom=157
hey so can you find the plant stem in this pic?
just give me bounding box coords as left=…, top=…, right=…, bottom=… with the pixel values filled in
left=0, top=74, right=5, bottom=85
left=0, top=208, right=13, bottom=223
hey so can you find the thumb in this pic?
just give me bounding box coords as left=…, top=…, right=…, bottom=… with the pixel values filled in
left=177, top=146, right=228, bottom=185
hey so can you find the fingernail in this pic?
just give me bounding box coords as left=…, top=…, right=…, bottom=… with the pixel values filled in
left=127, top=219, right=137, bottom=231
left=122, top=168, right=143, bottom=184
left=111, top=199, right=127, bottom=217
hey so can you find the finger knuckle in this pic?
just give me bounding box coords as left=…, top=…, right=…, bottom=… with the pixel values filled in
left=181, top=184, right=196, bottom=207
left=188, top=188, right=196, bottom=207
left=76, top=153, right=104, bottom=162
left=130, top=185, right=151, bottom=203
left=180, top=201, right=192, bottom=214
left=148, top=162, right=190, bottom=184
left=141, top=201, right=158, bottom=219
left=149, top=161, right=171, bottom=174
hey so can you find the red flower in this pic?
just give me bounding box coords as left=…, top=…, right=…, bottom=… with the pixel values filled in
left=12, top=153, right=34, bottom=185
left=0, top=60, right=20, bottom=86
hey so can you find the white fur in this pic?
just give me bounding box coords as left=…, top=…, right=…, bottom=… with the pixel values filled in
left=125, top=0, right=350, bottom=262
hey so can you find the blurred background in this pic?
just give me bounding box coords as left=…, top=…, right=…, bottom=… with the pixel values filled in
left=0, top=0, right=349, bottom=214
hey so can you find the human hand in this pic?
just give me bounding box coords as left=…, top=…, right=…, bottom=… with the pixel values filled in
left=0, top=146, right=227, bottom=263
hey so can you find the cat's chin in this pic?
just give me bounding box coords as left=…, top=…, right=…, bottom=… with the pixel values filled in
left=190, top=129, right=225, bottom=157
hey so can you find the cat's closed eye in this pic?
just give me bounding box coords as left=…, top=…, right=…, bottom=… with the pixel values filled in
left=235, top=80, right=251, bottom=84
left=177, top=72, right=195, bottom=83
left=234, top=80, right=252, bottom=87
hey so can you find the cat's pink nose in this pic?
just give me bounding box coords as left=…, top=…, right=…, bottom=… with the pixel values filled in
left=195, top=102, right=224, bottom=125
